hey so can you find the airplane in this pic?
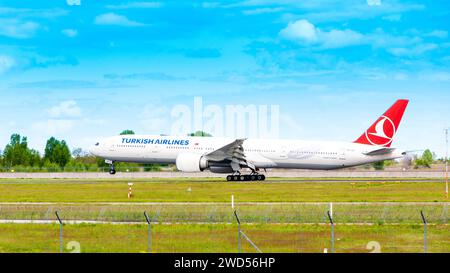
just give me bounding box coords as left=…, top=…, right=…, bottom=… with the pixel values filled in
left=89, top=99, right=409, bottom=181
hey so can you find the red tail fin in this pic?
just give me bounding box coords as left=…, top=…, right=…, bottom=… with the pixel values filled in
left=354, top=99, right=409, bottom=147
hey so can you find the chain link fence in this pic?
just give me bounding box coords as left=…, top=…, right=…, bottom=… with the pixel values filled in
left=0, top=203, right=448, bottom=253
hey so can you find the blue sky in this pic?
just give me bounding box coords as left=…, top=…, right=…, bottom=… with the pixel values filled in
left=0, top=0, right=449, bottom=156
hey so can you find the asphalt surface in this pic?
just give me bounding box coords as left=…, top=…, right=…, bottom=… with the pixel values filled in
left=0, top=170, right=447, bottom=179
left=0, top=178, right=444, bottom=184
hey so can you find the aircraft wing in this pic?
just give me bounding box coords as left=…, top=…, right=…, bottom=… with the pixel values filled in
left=363, top=147, right=396, bottom=156
left=204, top=138, right=254, bottom=169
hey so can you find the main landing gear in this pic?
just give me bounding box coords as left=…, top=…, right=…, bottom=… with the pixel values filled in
left=226, top=172, right=266, bottom=181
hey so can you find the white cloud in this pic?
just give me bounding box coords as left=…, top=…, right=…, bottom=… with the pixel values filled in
left=0, top=19, right=39, bottom=38
left=387, top=43, right=438, bottom=57
left=67, top=0, right=81, bottom=6
left=0, top=55, right=15, bottom=73
left=382, top=14, right=402, bottom=21
left=279, top=19, right=317, bottom=42
left=279, top=20, right=440, bottom=56
left=279, top=19, right=364, bottom=49
left=47, top=100, right=82, bottom=118
left=425, top=30, right=448, bottom=39
left=320, top=29, right=364, bottom=49
left=31, top=101, right=83, bottom=135
left=32, top=119, right=75, bottom=134
left=242, top=7, right=284, bottom=15
left=61, top=28, right=78, bottom=37
left=419, top=72, right=450, bottom=82
left=94, top=13, right=147, bottom=27
left=367, top=0, right=381, bottom=6
left=106, top=2, right=161, bottom=9
left=0, top=7, right=68, bottom=19
left=368, top=28, right=421, bottom=48
left=393, top=73, right=408, bottom=81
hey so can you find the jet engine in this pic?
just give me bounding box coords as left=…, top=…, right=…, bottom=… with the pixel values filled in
left=175, top=153, right=209, bottom=172
left=209, top=166, right=234, bottom=173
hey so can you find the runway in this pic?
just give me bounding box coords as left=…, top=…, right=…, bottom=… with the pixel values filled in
left=0, top=170, right=447, bottom=179
left=0, top=177, right=445, bottom=184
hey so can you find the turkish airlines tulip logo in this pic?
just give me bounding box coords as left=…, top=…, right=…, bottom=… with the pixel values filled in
left=365, top=115, right=396, bottom=146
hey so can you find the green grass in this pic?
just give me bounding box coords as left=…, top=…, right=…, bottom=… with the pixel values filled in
left=0, top=178, right=448, bottom=253
left=0, top=203, right=447, bottom=224
left=0, top=223, right=448, bottom=253
left=0, top=178, right=448, bottom=202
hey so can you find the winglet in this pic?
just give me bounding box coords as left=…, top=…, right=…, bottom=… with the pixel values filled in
left=354, top=99, right=409, bottom=147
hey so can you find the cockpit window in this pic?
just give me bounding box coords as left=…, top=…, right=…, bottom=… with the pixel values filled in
left=95, top=142, right=99, bottom=146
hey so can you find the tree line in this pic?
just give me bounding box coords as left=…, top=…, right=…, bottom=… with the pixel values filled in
left=0, top=130, right=163, bottom=172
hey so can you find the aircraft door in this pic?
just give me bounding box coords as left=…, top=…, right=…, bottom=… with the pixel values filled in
left=339, top=149, right=346, bottom=161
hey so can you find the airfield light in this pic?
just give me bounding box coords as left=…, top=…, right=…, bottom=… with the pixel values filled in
left=128, top=183, right=134, bottom=199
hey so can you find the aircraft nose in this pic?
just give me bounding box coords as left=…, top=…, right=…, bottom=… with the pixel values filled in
left=89, top=142, right=101, bottom=156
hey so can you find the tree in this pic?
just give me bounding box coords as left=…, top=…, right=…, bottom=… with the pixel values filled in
left=189, top=131, right=212, bottom=137
left=2, top=134, right=41, bottom=167
left=415, top=149, right=434, bottom=168
left=44, top=137, right=71, bottom=167
left=120, top=130, right=135, bottom=135
left=72, top=148, right=86, bottom=158
left=372, top=160, right=385, bottom=170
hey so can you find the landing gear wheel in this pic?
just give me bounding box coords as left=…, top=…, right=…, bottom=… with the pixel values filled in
left=226, top=173, right=266, bottom=182
left=108, top=164, right=116, bottom=175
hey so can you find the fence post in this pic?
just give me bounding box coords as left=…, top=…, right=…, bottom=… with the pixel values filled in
left=420, top=210, right=427, bottom=253
left=144, top=211, right=152, bottom=253
left=55, top=211, right=63, bottom=253
left=327, top=210, right=335, bottom=253
left=233, top=210, right=241, bottom=253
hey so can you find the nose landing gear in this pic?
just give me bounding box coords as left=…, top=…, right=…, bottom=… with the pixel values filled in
left=105, top=159, right=116, bottom=175
left=109, top=165, right=116, bottom=175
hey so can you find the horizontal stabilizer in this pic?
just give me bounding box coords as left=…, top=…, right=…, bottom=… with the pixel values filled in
left=363, top=147, right=396, bottom=156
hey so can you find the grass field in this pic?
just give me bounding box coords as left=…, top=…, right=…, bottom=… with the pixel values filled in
left=0, top=177, right=448, bottom=253
left=0, top=203, right=447, bottom=224
left=0, top=223, right=448, bottom=253
left=0, top=178, right=448, bottom=202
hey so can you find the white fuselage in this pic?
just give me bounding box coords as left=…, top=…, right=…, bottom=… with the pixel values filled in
left=89, top=135, right=403, bottom=170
